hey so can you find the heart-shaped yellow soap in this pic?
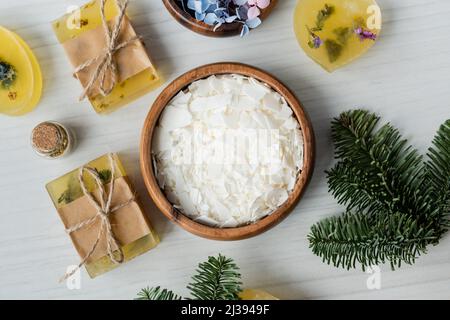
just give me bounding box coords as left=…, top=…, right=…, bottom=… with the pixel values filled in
left=294, top=0, right=382, bottom=72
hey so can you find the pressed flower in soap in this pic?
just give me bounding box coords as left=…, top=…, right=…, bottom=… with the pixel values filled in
left=294, top=0, right=382, bottom=72
left=52, top=0, right=161, bottom=114
left=0, top=26, right=42, bottom=116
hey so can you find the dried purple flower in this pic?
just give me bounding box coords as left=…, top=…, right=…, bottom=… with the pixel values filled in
left=354, top=27, right=377, bottom=41
left=313, top=36, right=323, bottom=48
left=306, top=26, right=323, bottom=49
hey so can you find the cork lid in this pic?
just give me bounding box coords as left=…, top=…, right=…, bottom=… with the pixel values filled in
left=31, top=121, right=70, bottom=157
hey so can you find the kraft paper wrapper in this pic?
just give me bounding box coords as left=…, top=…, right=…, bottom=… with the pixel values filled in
left=57, top=177, right=151, bottom=263
left=62, top=16, right=151, bottom=98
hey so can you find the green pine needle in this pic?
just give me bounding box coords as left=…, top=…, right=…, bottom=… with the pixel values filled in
left=425, top=119, right=450, bottom=233
left=187, top=254, right=242, bottom=300
left=329, top=110, right=426, bottom=217
left=136, top=255, right=242, bottom=300
left=310, top=110, right=450, bottom=270
left=136, top=286, right=182, bottom=300
left=308, top=211, right=437, bottom=270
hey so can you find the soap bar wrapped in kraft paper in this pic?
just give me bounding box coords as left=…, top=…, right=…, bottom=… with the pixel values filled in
left=46, top=153, right=159, bottom=279
left=52, top=0, right=161, bottom=114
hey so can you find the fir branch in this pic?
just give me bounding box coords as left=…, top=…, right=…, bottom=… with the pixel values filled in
left=308, top=212, right=438, bottom=270
left=136, top=286, right=182, bottom=300
left=188, top=254, right=242, bottom=300
left=425, top=119, right=450, bottom=233
left=327, top=160, right=389, bottom=214
left=310, top=110, right=450, bottom=270
left=136, top=255, right=242, bottom=300
left=330, top=110, right=427, bottom=218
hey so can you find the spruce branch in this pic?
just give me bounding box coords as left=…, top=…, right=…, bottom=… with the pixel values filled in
left=136, top=255, right=242, bottom=300
left=187, top=254, right=242, bottom=300
left=424, top=119, right=450, bottom=233
left=136, top=286, right=182, bottom=300
left=310, top=110, right=450, bottom=270
left=330, top=110, right=425, bottom=217
left=308, top=212, right=437, bottom=270
left=327, top=160, right=389, bottom=214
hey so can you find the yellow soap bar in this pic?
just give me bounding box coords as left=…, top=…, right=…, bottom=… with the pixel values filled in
left=0, top=26, right=42, bottom=116
left=46, top=153, right=159, bottom=278
left=239, top=289, right=279, bottom=300
left=8, top=30, right=43, bottom=116
left=46, top=153, right=127, bottom=209
left=52, top=0, right=161, bottom=114
left=294, top=0, right=382, bottom=72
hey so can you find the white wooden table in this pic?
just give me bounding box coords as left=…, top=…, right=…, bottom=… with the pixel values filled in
left=1, top=0, right=449, bottom=300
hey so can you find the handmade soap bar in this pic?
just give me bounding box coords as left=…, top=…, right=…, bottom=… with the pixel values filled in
left=0, top=26, right=42, bottom=116
left=46, top=153, right=159, bottom=278
left=294, top=0, right=382, bottom=72
left=52, top=0, right=161, bottom=114
left=239, top=289, right=279, bottom=300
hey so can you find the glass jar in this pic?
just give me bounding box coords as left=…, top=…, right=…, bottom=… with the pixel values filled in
left=31, top=121, right=74, bottom=159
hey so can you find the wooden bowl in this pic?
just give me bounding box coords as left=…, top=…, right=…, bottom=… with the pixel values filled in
left=140, top=62, right=315, bottom=240
left=163, top=0, right=278, bottom=37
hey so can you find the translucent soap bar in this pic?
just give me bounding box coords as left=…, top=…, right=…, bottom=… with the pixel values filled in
left=52, top=0, right=162, bottom=114
left=0, top=26, right=42, bottom=116
left=46, top=154, right=159, bottom=278
left=294, top=0, right=382, bottom=72
left=46, top=154, right=127, bottom=209
left=239, top=289, right=279, bottom=300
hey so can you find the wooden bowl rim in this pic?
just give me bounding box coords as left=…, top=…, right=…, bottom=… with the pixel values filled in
left=140, top=62, right=315, bottom=240
left=162, top=0, right=279, bottom=37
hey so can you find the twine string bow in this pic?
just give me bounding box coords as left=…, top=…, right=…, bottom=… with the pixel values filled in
left=60, top=154, right=135, bottom=282
left=74, top=0, right=140, bottom=101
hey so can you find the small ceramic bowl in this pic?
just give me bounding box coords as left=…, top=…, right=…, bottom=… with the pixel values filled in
left=140, top=62, right=315, bottom=240
left=163, top=0, right=279, bottom=37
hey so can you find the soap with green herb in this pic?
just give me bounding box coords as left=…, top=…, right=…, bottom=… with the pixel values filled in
left=46, top=153, right=159, bottom=278
left=51, top=0, right=162, bottom=114
left=294, top=0, right=382, bottom=72
left=0, top=26, right=42, bottom=116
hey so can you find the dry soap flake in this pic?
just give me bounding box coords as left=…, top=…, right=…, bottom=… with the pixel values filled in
left=152, top=74, right=304, bottom=227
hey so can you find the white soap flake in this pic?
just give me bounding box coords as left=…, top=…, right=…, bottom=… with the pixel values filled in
left=152, top=127, right=172, bottom=153
left=171, top=91, right=192, bottom=106
left=279, top=103, right=294, bottom=119
left=282, top=118, right=298, bottom=130
left=190, top=94, right=232, bottom=112
left=242, top=82, right=267, bottom=101
left=152, top=75, right=304, bottom=227
left=208, top=75, right=223, bottom=93
left=263, top=93, right=281, bottom=112
left=159, top=105, right=192, bottom=130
